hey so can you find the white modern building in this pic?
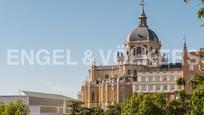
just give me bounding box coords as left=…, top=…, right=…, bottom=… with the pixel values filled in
left=0, top=91, right=78, bottom=115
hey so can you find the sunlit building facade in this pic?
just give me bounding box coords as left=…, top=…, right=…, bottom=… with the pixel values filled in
left=183, top=48, right=204, bottom=93
left=80, top=2, right=184, bottom=109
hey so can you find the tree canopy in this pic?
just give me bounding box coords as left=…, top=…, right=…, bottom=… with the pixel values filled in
left=121, top=93, right=166, bottom=115
left=190, top=74, right=204, bottom=114
left=0, top=100, right=30, bottom=115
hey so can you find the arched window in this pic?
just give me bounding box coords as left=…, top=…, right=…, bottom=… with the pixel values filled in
left=155, top=49, right=158, bottom=54
left=137, top=47, right=142, bottom=54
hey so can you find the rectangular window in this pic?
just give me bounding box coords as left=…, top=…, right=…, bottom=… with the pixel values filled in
left=148, top=77, right=153, bottom=82
left=141, top=76, right=146, bottom=82
left=156, top=85, right=161, bottom=91
left=142, top=85, right=147, bottom=91
left=29, top=97, right=63, bottom=106
left=170, top=76, right=175, bottom=81
left=163, top=85, right=168, bottom=90
left=170, top=85, right=175, bottom=90
left=135, top=85, right=140, bottom=91
left=163, top=77, right=167, bottom=81
left=40, top=107, right=58, bottom=113
left=155, top=76, right=160, bottom=81
left=149, top=85, right=153, bottom=91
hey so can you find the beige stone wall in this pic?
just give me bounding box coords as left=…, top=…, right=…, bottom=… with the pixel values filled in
left=81, top=64, right=134, bottom=108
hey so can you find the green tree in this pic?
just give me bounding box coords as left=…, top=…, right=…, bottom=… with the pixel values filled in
left=121, top=93, right=143, bottom=114
left=191, top=74, right=204, bottom=88
left=138, top=95, right=158, bottom=115
left=91, top=106, right=104, bottom=115
left=190, top=85, right=204, bottom=115
left=4, top=100, right=29, bottom=115
left=0, top=102, right=5, bottom=115
left=189, top=74, right=204, bottom=115
left=151, top=93, right=166, bottom=109
left=79, top=107, right=93, bottom=115
left=184, top=0, right=204, bottom=25
left=167, top=91, right=190, bottom=115
left=15, top=100, right=30, bottom=115
left=167, top=100, right=185, bottom=115
left=5, top=102, right=16, bottom=115
left=178, top=91, right=190, bottom=113
left=105, top=104, right=121, bottom=115
left=121, top=93, right=166, bottom=115
left=138, top=93, right=166, bottom=115
left=67, top=101, right=99, bottom=115
left=67, top=101, right=83, bottom=115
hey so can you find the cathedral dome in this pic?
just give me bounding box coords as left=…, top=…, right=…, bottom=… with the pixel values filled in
left=127, top=0, right=160, bottom=43
left=128, top=26, right=159, bottom=43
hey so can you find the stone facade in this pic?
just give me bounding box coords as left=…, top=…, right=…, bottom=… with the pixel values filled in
left=81, top=64, right=134, bottom=108
left=183, top=48, right=204, bottom=93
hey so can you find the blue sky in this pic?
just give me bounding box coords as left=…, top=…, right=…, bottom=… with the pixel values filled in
left=0, top=0, right=203, bottom=98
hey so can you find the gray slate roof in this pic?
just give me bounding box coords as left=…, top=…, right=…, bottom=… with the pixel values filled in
left=128, top=26, right=159, bottom=43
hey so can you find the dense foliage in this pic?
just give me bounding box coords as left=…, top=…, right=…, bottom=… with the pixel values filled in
left=105, top=104, right=121, bottom=115
left=0, top=100, right=30, bottom=115
left=121, top=93, right=166, bottom=115
left=190, top=74, right=204, bottom=114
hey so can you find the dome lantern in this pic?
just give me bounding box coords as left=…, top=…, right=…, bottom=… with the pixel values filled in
left=139, top=0, right=147, bottom=27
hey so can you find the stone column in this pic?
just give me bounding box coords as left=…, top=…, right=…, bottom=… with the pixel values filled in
left=116, top=78, right=120, bottom=103
left=87, top=83, right=91, bottom=108
left=105, top=81, right=108, bottom=106
left=63, top=98, right=66, bottom=114
left=101, top=80, right=104, bottom=108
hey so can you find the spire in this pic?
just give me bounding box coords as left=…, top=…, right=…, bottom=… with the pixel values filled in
left=183, top=36, right=188, bottom=52
left=139, top=0, right=147, bottom=27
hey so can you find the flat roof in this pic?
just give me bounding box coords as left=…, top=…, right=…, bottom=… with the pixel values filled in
left=0, top=91, right=79, bottom=102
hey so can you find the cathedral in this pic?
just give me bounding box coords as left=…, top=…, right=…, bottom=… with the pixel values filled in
left=80, top=1, right=185, bottom=108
